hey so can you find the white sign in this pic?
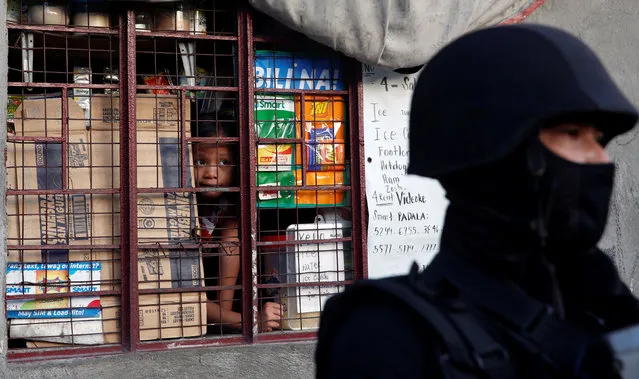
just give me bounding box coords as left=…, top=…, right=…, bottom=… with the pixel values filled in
left=288, top=219, right=345, bottom=313
left=363, top=64, right=449, bottom=279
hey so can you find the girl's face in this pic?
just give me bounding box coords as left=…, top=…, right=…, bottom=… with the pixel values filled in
left=194, top=143, right=235, bottom=199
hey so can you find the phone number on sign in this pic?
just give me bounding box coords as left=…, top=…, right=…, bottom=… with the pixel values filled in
left=373, top=225, right=440, bottom=237
left=371, top=243, right=439, bottom=255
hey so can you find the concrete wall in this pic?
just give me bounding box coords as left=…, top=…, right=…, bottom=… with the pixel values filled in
left=5, top=0, right=639, bottom=377
left=526, top=0, right=639, bottom=289
left=6, top=342, right=316, bottom=379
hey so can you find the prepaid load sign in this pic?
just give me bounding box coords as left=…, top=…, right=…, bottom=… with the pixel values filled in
left=6, top=262, right=102, bottom=319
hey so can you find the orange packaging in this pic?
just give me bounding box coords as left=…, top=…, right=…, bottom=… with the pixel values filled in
left=294, top=170, right=345, bottom=205
left=295, top=95, right=346, bottom=172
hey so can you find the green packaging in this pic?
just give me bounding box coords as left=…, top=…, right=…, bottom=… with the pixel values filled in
left=254, top=94, right=297, bottom=207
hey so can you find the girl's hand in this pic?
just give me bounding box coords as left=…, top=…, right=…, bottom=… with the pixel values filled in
left=259, top=302, right=283, bottom=332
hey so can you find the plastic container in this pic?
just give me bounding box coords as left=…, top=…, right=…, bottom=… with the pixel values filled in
left=135, top=11, right=152, bottom=32
left=280, top=215, right=347, bottom=330
left=7, top=0, right=23, bottom=23
left=189, top=8, right=207, bottom=33
left=26, top=2, right=68, bottom=25
left=72, top=9, right=110, bottom=28
left=154, top=4, right=191, bottom=32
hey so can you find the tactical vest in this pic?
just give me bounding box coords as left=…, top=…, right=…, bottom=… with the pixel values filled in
left=316, top=253, right=620, bottom=379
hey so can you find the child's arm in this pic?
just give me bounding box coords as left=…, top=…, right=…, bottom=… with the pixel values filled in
left=218, top=219, right=240, bottom=311
left=205, top=218, right=241, bottom=329
left=207, top=218, right=283, bottom=331
left=206, top=301, right=242, bottom=329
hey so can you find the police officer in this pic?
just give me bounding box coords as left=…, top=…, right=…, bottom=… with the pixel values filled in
left=315, top=24, right=639, bottom=378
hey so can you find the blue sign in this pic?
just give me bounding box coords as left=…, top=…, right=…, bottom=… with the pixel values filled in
left=254, top=51, right=345, bottom=91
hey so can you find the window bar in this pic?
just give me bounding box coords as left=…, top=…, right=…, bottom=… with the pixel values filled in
left=120, top=9, right=139, bottom=351
left=240, top=6, right=258, bottom=342
left=349, top=62, right=367, bottom=279
left=300, top=93, right=307, bottom=187
left=61, top=88, right=68, bottom=191
left=180, top=89, right=187, bottom=188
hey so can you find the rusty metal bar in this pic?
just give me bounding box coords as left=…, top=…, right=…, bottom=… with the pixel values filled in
left=8, top=244, right=120, bottom=250
left=239, top=6, right=257, bottom=343
left=187, top=137, right=240, bottom=143
left=254, top=88, right=349, bottom=96
left=135, top=31, right=237, bottom=41
left=7, top=290, right=121, bottom=301
left=350, top=61, right=367, bottom=279
left=138, top=286, right=241, bottom=295
left=135, top=185, right=348, bottom=192
left=7, top=136, right=65, bottom=142
left=257, top=280, right=354, bottom=289
left=252, top=185, right=351, bottom=191
left=7, top=188, right=120, bottom=195
left=119, top=10, right=138, bottom=352
left=8, top=82, right=118, bottom=89
left=136, top=85, right=237, bottom=92
left=61, top=89, right=68, bottom=190
left=7, top=23, right=118, bottom=35
left=252, top=331, right=317, bottom=343
left=256, top=237, right=352, bottom=246
left=134, top=187, right=240, bottom=193
left=300, top=93, right=307, bottom=186
left=180, top=89, right=187, bottom=188
left=137, top=242, right=226, bottom=250
left=256, top=138, right=305, bottom=144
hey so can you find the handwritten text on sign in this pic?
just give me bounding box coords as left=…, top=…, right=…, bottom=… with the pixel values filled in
left=363, top=64, right=448, bottom=279
left=292, top=224, right=345, bottom=314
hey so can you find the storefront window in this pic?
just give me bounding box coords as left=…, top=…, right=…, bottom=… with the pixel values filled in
left=5, top=1, right=364, bottom=358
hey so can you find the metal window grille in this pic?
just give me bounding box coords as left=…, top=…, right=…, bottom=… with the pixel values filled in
left=5, top=1, right=365, bottom=360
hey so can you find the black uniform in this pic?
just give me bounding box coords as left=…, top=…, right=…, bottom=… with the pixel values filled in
left=316, top=25, right=639, bottom=378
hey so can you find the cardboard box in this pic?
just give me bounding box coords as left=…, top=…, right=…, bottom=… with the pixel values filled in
left=7, top=95, right=207, bottom=345
left=89, top=94, right=198, bottom=246
left=6, top=97, right=120, bottom=255
left=16, top=292, right=206, bottom=344
left=100, top=292, right=206, bottom=343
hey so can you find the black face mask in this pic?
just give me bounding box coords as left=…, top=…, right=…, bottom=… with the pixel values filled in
left=439, top=137, right=616, bottom=263
left=537, top=142, right=616, bottom=255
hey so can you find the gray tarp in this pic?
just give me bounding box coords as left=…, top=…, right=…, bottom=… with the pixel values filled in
left=249, top=0, right=541, bottom=69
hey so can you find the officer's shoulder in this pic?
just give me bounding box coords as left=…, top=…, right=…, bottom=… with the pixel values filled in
left=322, top=272, right=434, bottom=329
left=322, top=273, right=435, bottom=333
left=326, top=274, right=415, bottom=308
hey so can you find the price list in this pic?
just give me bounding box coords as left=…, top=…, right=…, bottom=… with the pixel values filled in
left=362, top=64, right=449, bottom=279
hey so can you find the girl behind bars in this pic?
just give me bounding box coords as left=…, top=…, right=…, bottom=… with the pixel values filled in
left=193, top=111, right=282, bottom=333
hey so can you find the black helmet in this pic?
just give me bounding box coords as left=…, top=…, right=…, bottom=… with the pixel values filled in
left=407, top=24, right=638, bottom=179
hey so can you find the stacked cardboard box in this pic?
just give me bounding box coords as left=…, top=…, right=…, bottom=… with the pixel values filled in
left=6, top=95, right=206, bottom=345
